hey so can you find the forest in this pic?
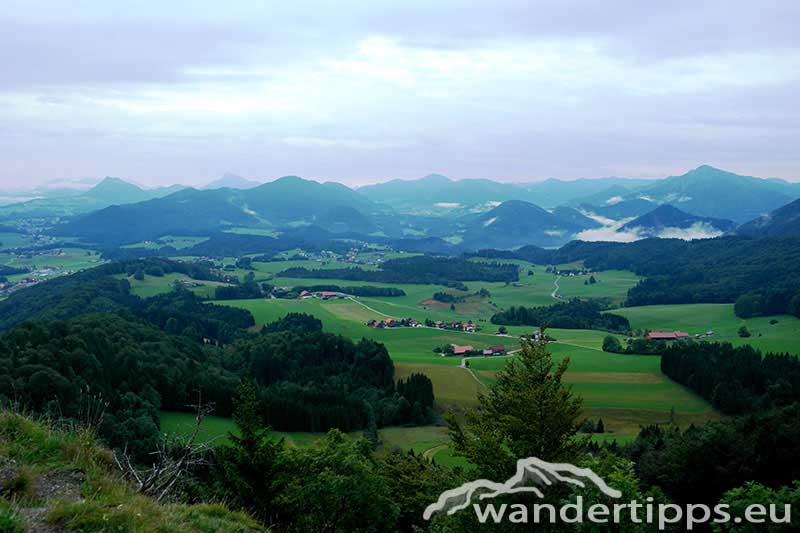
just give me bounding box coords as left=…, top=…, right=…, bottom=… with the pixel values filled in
left=0, top=260, right=436, bottom=461
left=490, top=299, right=631, bottom=333
left=280, top=255, right=519, bottom=284
left=660, top=341, right=800, bottom=414
left=475, top=236, right=800, bottom=317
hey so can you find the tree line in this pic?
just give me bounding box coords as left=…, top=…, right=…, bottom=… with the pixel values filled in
left=280, top=255, right=519, bottom=284
left=472, top=236, right=800, bottom=319
left=491, top=299, right=631, bottom=333
left=660, top=340, right=800, bottom=414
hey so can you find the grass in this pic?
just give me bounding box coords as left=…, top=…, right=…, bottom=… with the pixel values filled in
left=117, top=273, right=234, bottom=298
left=0, top=410, right=264, bottom=532
left=205, top=259, right=733, bottom=440
left=217, top=294, right=717, bottom=438
left=613, top=303, right=800, bottom=355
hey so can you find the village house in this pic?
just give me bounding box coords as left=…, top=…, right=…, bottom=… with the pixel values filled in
left=450, top=344, right=474, bottom=356
left=318, top=291, right=344, bottom=300
left=299, top=290, right=313, bottom=299
left=482, top=345, right=506, bottom=356
left=645, top=331, right=690, bottom=341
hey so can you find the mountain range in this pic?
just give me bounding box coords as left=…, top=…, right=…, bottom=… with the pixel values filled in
left=737, top=198, right=800, bottom=237
left=6, top=165, right=800, bottom=250
left=0, top=177, right=184, bottom=219
left=619, top=204, right=736, bottom=237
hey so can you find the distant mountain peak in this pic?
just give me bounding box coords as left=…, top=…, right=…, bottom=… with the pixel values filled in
left=620, top=204, right=735, bottom=235
left=420, top=173, right=451, bottom=183
left=205, top=173, right=261, bottom=190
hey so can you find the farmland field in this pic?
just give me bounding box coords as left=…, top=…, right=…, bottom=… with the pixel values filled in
left=613, top=303, right=800, bottom=355
left=215, top=259, right=717, bottom=441
left=115, top=272, right=234, bottom=298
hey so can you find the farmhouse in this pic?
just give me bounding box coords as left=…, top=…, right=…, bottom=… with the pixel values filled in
left=645, top=331, right=690, bottom=341
left=482, top=345, right=506, bottom=356
left=319, top=291, right=343, bottom=300
left=450, top=344, right=474, bottom=356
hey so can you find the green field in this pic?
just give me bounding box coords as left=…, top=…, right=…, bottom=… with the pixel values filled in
left=168, top=258, right=800, bottom=452
left=215, top=279, right=717, bottom=439
left=160, top=411, right=455, bottom=457
left=613, top=303, right=800, bottom=355
left=116, top=272, right=234, bottom=298
left=1, top=247, right=103, bottom=283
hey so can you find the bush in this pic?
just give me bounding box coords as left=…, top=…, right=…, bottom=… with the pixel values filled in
left=602, top=335, right=623, bottom=353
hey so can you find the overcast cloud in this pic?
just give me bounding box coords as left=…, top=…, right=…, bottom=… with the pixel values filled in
left=1, top=0, right=799, bottom=188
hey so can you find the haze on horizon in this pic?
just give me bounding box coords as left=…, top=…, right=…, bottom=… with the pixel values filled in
left=1, top=0, right=799, bottom=189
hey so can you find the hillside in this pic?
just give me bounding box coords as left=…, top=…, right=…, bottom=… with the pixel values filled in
left=579, top=198, right=657, bottom=219
left=359, top=174, right=522, bottom=213
left=458, top=200, right=585, bottom=248
left=633, top=165, right=799, bottom=223
left=619, top=204, right=736, bottom=237
left=0, top=177, right=185, bottom=220
left=51, top=176, right=386, bottom=245
left=737, top=198, right=800, bottom=237
left=0, top=410, right=263, bottom=532
left=204, top=172, right=262, bottom=189
left=359, top=174, right=655, bottom=212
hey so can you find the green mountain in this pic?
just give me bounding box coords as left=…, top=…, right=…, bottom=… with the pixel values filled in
left=520, top=177, right=653, bottom=208
left=457, top=200, right=587, bottom=249
left=579, top=198, right=657, bottom=219
left=634, top=165, right=800, bottom=223
left=358, top=174, right=522, bottom=214
left=0, top=177, right=184, bottom=220
left=620, top=204, right=736, bottom=237
left=358, top=174, right=654, bottom=212
left=52, top=176, right=385, bottom=245
left=204, top=172, right=262, bottom=189
left=737, top=198, right=800, bottom=237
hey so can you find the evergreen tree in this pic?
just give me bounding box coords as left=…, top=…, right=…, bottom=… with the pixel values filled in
left=446, top=334, right=583, bottom=479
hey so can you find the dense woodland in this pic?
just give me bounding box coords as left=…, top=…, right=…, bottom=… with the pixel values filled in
left=475, top=236, right=800, bottom=317
left=291, top=284, right=406, bottom=297
left=281, top=255, right=519, bottom=284
left=491, top=299, right=631, bottom=333
left=0, top=258, right=225, bottom=330
left=660, top=341, right=800, bottom=414
left=0, top=260, right=435, bottom=462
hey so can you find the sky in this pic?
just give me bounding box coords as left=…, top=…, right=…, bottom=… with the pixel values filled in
left=1, top=1, right=799, bottom=189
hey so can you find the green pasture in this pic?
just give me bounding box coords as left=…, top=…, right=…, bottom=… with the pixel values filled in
left=117, top=272, right=234, bottom=298
left=613, top=303, right=800, bottom=355
left=217, top=294, right=717, bottom=438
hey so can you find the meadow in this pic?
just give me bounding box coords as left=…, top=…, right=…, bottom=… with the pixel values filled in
left=115, top=272, right=234, bottom=299
left=612, top=303, right=800, bottom=355
left=154, top=258, right=767, bottom=463
left=212, top=258, right=716, bottom=444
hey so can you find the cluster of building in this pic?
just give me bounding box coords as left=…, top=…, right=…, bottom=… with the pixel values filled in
left=367, top=317, right=421, bottom=329
left=545, top=266, right=592, bottom=276
left=448, top=344, right=506, bottom=356
left=645, top=330, right=715, bottom=341
left=428, top=320, right=479, bottom=333
left=644, top=330, right=690, bottom=341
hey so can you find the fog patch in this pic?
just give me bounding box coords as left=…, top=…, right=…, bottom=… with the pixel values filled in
left=605, top=195, right=624, bottom=205
left=434, top=202, right=461, bottom=208
left=656, top=222, right=723, bottom=240
left=576, top=217, right=641, bottom=242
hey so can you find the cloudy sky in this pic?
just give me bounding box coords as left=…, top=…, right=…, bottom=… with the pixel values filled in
left=1, top=1, right=799, bottom=188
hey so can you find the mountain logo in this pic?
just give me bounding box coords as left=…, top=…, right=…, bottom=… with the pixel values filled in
left=423, top=457, right=621, bottom=520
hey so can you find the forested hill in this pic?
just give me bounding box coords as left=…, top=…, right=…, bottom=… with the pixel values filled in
left=0, top=258, right=249, bottom=333
left=472, top=236, right=800, bottom=317
left=280, top=255, right=519, bottom=284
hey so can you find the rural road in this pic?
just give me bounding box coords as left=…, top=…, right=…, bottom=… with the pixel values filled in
left=551, top=275, right=565, bottom=301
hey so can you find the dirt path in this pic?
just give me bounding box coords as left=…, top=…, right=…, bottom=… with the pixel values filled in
left=422, top=443, right=448, bottom=461
left=551, top=275, right=565, bottom=301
